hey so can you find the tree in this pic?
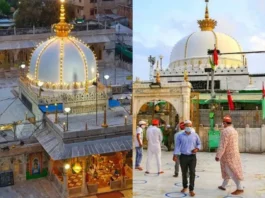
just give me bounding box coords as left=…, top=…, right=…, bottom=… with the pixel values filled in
left=15, top=0, right=75, bottom=28
left=0, top=0, right=11, bottom=15
left=6, top=0, right=18, bottom=9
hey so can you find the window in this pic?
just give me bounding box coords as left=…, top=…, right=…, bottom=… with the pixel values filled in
left=90, top=8, right=97, bottom=16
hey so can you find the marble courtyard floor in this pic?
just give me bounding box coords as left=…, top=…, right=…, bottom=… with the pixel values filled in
left=133, top=150, right=265, bottom=198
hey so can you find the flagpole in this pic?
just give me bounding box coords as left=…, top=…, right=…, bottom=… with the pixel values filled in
left=210, top=69, right=215, bottom=99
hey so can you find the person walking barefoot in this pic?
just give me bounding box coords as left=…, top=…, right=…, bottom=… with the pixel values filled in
left=135, top=120, right=147, bottom=171
left=216, top=116, right=244, bottom=195
left=145, top=119, right=164, bottom=175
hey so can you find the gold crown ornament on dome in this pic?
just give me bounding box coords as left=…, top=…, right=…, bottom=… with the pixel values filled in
left=52, top=0, right=73, bottom=37
left=197, top=0, right=217, bottom=31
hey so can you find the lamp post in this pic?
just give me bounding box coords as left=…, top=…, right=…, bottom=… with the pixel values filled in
left=45, top=105, right=49, bottom=115
left=38, top=81, right=44, bottom=97
left=101, top=105, right=108, bottom=128
left=63, top=163, right=70, bottom=198
left=104, top=74, right=110, bottom=86
left=64, top=107, right=71, bottom=131
left=20, top=63, right=25, bottom=77
left=96, top=72, right=99, bottom=125
left=130, top=94, right=132, bottom=115
left=54, top=103, right=58, bottom=123
left=124, top=115, right=127, bottom=125
left=63, top=122, right=66, bottom=132
left=104, top=75, right=110, bottom=111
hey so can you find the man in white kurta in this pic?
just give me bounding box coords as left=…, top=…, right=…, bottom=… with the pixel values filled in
left=216, top=116, right=244, bottom=195
left=145, top=119, right=164, bottom=174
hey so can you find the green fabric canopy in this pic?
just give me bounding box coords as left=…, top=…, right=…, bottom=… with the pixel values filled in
left=115, top=44, right=132, bottom=60
left=148, top=101, right=167, bottom=107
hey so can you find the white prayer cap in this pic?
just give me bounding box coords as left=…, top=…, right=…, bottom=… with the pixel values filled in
left=138, top=120, right=147, bottom=125
left=167, top=124, right=170, bottom=127
left=184, top=120, right=192, bottom=124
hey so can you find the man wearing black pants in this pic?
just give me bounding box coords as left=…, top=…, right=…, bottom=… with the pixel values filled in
left=173, top=120, right=201, bottom=197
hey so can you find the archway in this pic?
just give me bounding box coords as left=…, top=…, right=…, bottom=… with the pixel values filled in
left=137, top=99, right=179, bottom=150
left=132, top=81, right=192, bottom=138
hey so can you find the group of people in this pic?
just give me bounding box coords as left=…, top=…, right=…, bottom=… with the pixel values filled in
left=134, top=116, right=244, bottom=197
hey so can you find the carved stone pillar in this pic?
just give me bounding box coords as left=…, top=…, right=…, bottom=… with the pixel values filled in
left=182, top=95, right=190, bottom=121
left=82, top=158, right=88, bottom=195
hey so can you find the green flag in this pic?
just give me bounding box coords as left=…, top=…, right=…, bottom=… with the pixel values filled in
left=262, top=99, right=265, bottom=119
left=208, top=56, right=215, bottom=70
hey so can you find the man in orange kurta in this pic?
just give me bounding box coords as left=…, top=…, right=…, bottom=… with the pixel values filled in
left=216, top=116, right=244, bottom=195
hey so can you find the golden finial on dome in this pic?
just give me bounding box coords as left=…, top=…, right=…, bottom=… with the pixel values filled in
left=197, top=0, right=217, bottom=31
left=53, top=0, right=73, bottom=37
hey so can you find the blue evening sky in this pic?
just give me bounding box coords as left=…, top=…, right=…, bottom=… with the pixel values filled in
left=133, top=0, right=265, bottom=80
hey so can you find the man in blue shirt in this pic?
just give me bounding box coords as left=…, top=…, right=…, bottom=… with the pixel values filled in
left=173, top=121, right=185, bottom=177
left=173, top=120, right=201, bottom=197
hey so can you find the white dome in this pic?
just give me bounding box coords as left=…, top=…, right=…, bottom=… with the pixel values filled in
left=170, top=31, right=243, bottom=66
left=28, top=36, right=97, bottom=84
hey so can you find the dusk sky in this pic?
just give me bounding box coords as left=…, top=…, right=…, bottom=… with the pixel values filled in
left=133, top=0, right=265, bottom=80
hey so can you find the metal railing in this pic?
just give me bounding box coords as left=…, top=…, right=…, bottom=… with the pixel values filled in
left=200, top=109, right=265, bottom=128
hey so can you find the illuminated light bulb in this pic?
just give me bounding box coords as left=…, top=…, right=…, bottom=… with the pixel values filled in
left=64, top=164, right=70, bottom=170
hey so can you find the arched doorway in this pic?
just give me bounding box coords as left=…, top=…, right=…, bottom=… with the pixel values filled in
left=137, top=99, right=179, bottom=150
left=132, top=81, right=192, bottom=138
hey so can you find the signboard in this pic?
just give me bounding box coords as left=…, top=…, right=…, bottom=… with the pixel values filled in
left=0, top=170, right=14, bottom=187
